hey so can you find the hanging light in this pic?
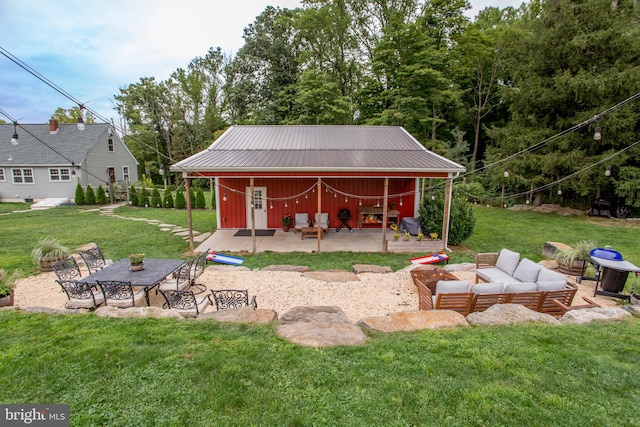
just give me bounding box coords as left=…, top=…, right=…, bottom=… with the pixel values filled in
left=503, top=167, right=509, bottom=178
left=345, top=196, right=348, bottom=203
left=399, top=197, right=403, bottom=207
left=358, top=199, right=362, bottom=206
left=296, top=198, right=299, bottom=204
left=375, top=199, right=380, bottom=207
left=77, top=105, right=85, bottom=130
left=11, top=122, right=18, bottom=145
left=223, top=192, right=227, bottom=202
left=557, top=183, right=562, bottom=196
left=431, top=195, right=436, bottom=200
left=284, top=201, right=288, bottom=208
left=593, top=125, right=602, bottom=141
left=605, top=165, right=612, bottom=177
left=269, top=202, right=273, bottom=209
left=158, top=164, right=164, bottom=176
left=525, top=199, right=530, bottom=205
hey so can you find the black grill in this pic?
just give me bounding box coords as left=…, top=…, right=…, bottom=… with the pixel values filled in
left=336, top=209, right=352, bottom=232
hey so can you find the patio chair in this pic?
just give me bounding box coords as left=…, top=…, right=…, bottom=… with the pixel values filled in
left=210, top=289, right=257, bottom=310
left=56, top=279, right=105, bottom=309
left=97, top=280, right=147, bottom=308
left=159, top=289, right=212, bottom=318
left=157, top=259, right=194, bottom=294
left=188, top=251, right=207, bottom=294
left=79, top=246, right=112, bottom=274
left=314, top=212, right=330, bottom=234
left=52, top=257, right=83, bottom=281
left=293, top=213, right=310, bottom=234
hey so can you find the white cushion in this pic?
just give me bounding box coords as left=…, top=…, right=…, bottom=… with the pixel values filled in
left=495, top=249, right=520, bottom=275
left=294, top=213, right=310, bottom=227
left=537, top=281, right=567, bottom=291
left=435, top=280, right=470, bottom=294
left=504, top=283, right=538, bottom=293
left=470, top=282, right=504, bottom=294
left=512, top=258, right=543, bottom=283
left=537, top=268, right=566, bottom=284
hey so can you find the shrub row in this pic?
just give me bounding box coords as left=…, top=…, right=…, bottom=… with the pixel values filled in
left=129, top=186, right=210, bottom=209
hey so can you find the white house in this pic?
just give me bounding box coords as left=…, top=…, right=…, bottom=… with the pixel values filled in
left=0, top=119, right=138, bottom=202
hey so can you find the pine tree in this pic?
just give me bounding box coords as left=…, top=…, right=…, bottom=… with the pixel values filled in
left=163, top=191, right=174, bottom=208
left=174, top=190, right=186, bottom=209
left=75, top=183, right=85, bottom=205
left=151, top=188, right=162, bottom=208
left=139, top=187, right=149, bottom=207
left=129, top=185, right=138, bottom=206
left=195, top=188, right=206, bottom=209
left=96, top=185, right=108, bottom=204
left=85, top=185, right=96, bottom=204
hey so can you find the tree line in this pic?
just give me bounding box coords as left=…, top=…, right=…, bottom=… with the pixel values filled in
left=114, top=0, right=640, bottom=213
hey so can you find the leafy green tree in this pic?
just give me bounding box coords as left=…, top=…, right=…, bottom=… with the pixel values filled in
left=51, top=106, right=96, bottom=124
left=85, top=185, right=96, bottom=205
left=174, top=189, right=186, bottom=209
left=96, top=185, right=108, bottom=204
left=418, top=185, right=476, bottom=245
left=129, top=185, right=139, bottom=206
left=195, top=188, right=206, bottom=209
left=151, top=188, right=162, bottom=208
left=163, top=191, right=174, bottom=208
left=74, top=183, right=85, bottom=205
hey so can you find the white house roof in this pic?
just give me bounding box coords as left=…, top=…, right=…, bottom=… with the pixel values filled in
left=0, top=123, right=111, bottom=166
left=171, top=125, right=465, bottom=174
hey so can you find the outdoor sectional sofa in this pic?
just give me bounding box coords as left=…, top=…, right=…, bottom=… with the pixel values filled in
left=410, top=248, right=591, bottom=317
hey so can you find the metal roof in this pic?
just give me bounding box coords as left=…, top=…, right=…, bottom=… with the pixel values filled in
left=172, top=125, right=465, bottom=174
left=0, top=123, right=110, bottom=166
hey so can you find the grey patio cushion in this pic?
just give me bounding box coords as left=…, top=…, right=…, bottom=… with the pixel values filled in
left=470, top=282, right=504, bottom=294
left=435, top=280, right=471, bottom=294
left=504, top=282, right=538, bottom=293
left=537, top=268, right=567, bottom=284
left=476, top=267, right=517, bottom=284
left=495, top=249, right=521, bottom=275
left=512, top=258, right=543, bottom=283
left=536, top=281, right=567, bottom=291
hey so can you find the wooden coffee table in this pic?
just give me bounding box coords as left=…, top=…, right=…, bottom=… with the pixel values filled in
left=301, top=227, right=322, bottom=240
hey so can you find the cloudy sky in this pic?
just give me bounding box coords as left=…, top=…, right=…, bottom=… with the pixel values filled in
left=0, top=0, right=523, bottom=125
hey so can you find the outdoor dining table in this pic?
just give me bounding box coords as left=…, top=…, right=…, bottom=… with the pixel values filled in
left=79, top=258, right=185, bottom=305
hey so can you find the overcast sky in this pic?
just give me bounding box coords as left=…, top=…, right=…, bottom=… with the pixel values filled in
left=0, top=0, right=524, bottom=125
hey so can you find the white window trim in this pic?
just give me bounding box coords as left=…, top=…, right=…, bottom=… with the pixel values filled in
left=49, top=167, right=72, bottom=182
left=122, top=165, right=130, bottom=181
left=12, top=168, right=35, bottom=184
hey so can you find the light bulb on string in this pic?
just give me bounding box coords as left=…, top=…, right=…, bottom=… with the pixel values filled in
left=345, top=196, right=348, bottom=203
left=399, top=197, right=403, bottom=207
left=431, top=195, right=436, bottom=201
left=269, top=202, right=273, bottom=209
left=593, top=125, right=602, bottom=141
left=284, top=201, right=288, bottom=208
left=223, top=192, right=227, bottom=202
left=503, top=167, right=509, bottom=178
left=296, top=198, right=299, bottom=204
left=11, top=122, right=18, bottom=145
left=557, top=183, right=562, bottom=196
left=605, top=165, right=612, bottom=177
left=334, top=192, right=337, bottom=198
left=358, top=199, right=362, bottom=206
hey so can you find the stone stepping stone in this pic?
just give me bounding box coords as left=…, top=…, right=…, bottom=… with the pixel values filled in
left=277, top=306, right=367, bottom=347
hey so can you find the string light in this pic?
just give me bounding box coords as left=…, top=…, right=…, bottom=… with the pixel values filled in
left=399, top=197, right=403, bottom=206
left=605, top=165, right=612, bottom=177
left=503, top=167, right=509, bottom=178
left=594, top=124, right=602, bottom=141
left=557, top=183, right=562, bottom=196
left=223, top=192, right=227, bottom=202
left=77, top=105, right=85, bottom=130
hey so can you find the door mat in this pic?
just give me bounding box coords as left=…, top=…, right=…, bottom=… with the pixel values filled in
left=233, top=229, right=276, bottom=237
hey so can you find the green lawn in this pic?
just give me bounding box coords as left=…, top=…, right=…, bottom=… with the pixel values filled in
left=2, top=204, right=640, bottom=425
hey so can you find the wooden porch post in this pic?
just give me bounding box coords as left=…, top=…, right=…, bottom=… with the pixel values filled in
left=250, top=177, right=256, bottom=254
left=441, top=177, right=453, bottom=250
left=382, top=177, right=389, bottom=253
left=185, top=175, right=194, bottom=252
left=317, top=178, right=322, bottom=252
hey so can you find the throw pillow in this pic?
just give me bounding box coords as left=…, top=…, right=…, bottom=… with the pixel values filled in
left=495, top=248, right=520, bottom=275
left=512, top=258, right=543, bottom=283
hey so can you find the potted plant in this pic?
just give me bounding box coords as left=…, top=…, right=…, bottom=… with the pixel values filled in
left=31, top=236, right=71, bottom=271
left=0, top=269, right=21, bottom=307
left=128, top=253, right=145, bottom=271
left=281, top=215, right=292, bottom=232
left=554, top=240, right=597, bottom=275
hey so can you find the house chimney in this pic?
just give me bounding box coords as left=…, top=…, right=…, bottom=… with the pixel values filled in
left=49, top=118, right=59, bottom=134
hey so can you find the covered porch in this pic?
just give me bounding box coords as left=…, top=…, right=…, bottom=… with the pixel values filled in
left=195, top=228, right=445, bottom=254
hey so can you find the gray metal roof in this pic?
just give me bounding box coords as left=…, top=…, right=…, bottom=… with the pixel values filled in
left=172, top=125, right=465, bottom=174
left=0, top=123, right=110, bottom=166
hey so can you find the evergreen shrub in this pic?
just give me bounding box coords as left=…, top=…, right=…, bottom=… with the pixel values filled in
left=75, top=183, right=85, bottom=205
left=85, top=185, right=96, bottom=205
left=418, top=185, right=476, bottom=245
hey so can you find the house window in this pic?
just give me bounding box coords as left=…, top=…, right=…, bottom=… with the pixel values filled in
left=0, top=168, right=5, bottom=182
left=12, top=168, right=34, bottom=184
left=108, top=137, right=115, bottom=152
left=49, top=168, right=72, bottom=182
left=122, top=166, right=130, bottom=181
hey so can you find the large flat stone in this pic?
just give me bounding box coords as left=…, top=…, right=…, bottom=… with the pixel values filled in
left=560, top=307, right=631, bottom=324
left=301, top=270, right=359, bottom=282
left=95, top=306, right=184, bottom=319
left=262, top=265, right=310, bottom=272
left=466, top=304, right=560, bottom=326
left=277, top=306, right=367, bottom=347
left=351, top=264, right=392, bottom=274
left=198, top=307, right=277, bottom=323
left=359, top=310, right=469, bottom=332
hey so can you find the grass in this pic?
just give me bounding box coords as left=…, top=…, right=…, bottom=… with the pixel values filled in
left=2, top=204, right=640, bottom=425
left=0, top=311, right=639, bottom=425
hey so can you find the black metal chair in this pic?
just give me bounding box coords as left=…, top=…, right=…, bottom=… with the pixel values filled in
left=78, top=246, right=112, bottom=274
left=210, top=289, right=257, bottom=310
left=157, top=259, right=194, bottom=294
left=56, top=279, right=105, bottom=309
left=97, top=280, right=147, bottom=308
left=52, top=257, right=83, bottom=281
left=159, top=289, right=212, bottom=318
left=189, top=251, right=207, bottom=294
